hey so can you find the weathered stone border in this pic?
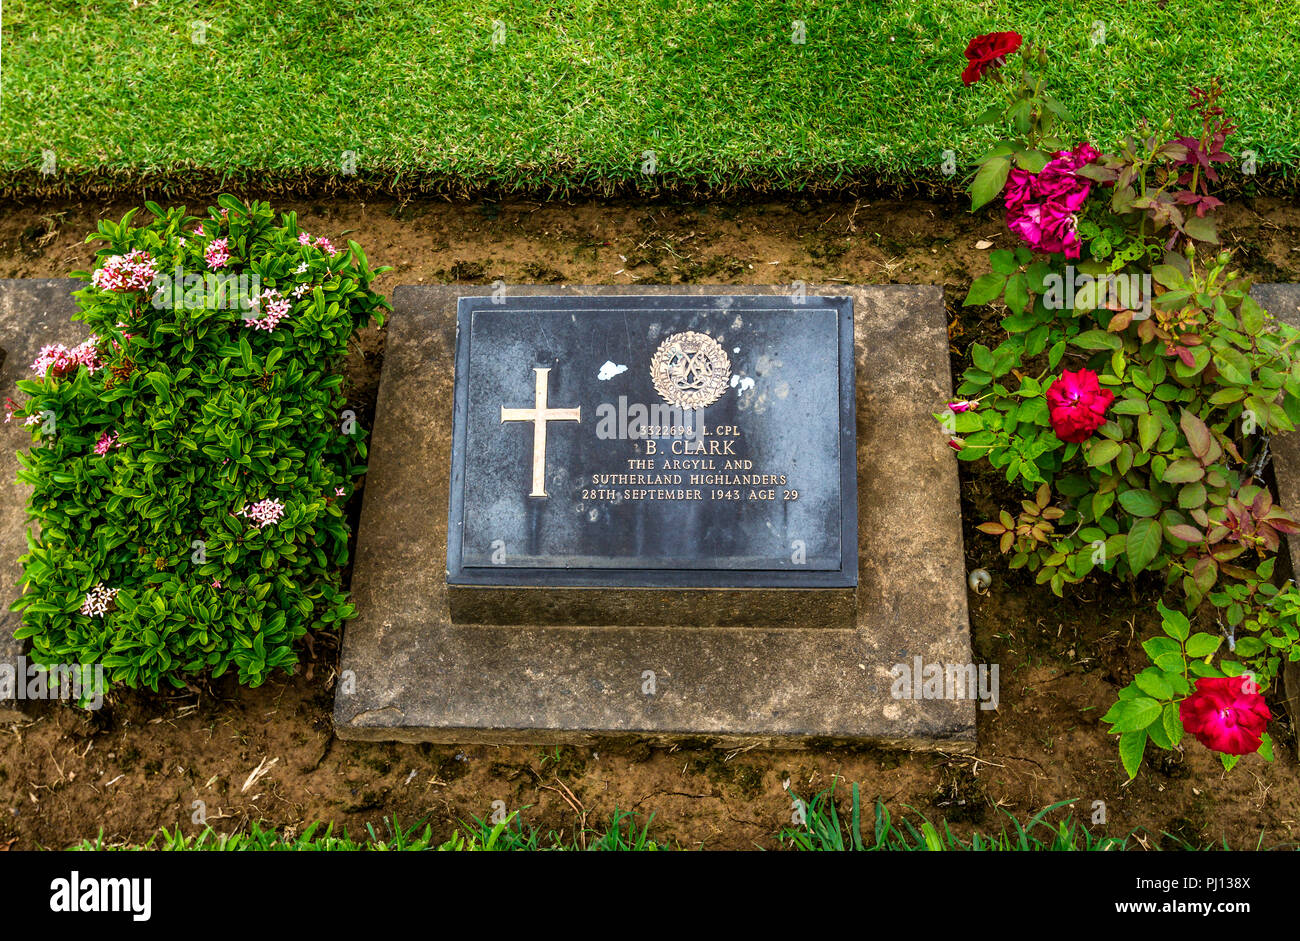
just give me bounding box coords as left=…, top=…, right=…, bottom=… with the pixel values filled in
left=1251, top=284, right=1300, bottom=732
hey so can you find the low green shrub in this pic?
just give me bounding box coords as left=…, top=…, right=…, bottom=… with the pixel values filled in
left=10, top=196, right=388, bottom=691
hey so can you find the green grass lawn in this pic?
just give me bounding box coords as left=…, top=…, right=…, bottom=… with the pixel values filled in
left=4, top=0, right=1299, bottom=195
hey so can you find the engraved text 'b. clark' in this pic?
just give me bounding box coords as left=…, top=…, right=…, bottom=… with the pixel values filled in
left=500, top=367, right=580, bottom=498
left=643, top=438, right=737, bottom=455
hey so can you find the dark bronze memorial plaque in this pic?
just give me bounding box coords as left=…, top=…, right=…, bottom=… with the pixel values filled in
left=446, top=294, right=857, bottom=626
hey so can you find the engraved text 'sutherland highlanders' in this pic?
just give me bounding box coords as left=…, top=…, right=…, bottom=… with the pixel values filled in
left=650, top=331, right=731, bottom=410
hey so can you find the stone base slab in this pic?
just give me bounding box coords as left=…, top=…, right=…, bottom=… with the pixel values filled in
left=334, top=284, right=976, bottom=749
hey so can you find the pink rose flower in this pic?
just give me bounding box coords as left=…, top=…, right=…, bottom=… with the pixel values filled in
left=1045, top=368, right=1113, bottom=443
left=1179, top=676, right=1270, bottom=756
left=1003, top=143, right=1099, bottom=259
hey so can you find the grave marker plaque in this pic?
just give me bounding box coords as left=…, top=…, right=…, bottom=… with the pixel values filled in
left=446, top=294, right=857, bottom=626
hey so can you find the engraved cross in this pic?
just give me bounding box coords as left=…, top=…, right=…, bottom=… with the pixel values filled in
left=500, top=367, right=580, bottom=497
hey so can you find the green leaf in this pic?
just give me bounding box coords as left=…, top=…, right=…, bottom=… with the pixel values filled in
left=1159, top=602, right=1191, bottom=641
left=1117, top=489, right=1161, bottom=517
left=1239, top=296, right=1267, bottom=336
left=1177, top=482, right=1207, bottom=509
left=1111, top=398, right=1149, bottom=416
left=1072, top=329, right=1122, bottom=351
left=1162, top=703, right=1184, bottom=747
left=1127, top=518, right=1162, bottom=573
left=971, top=155, right=1012, bottom=210
left=1153, top=651, right=1185, bottom=673
left=965, top=273, right=1007, bottom=307
left=1119, top=729, right=1147, bottom=780
left=1086, top=439, right=1121, bottom=467
left=1162, top=459, right=1205, bottom=484
left=1185, top=633, right=1222, bottom=658
left=1143, top=637, right=1181, bottom=660
left=1109, top=696, right=1162, bottom=733
left=1212, top=348, right=1252, bottom=385
left=989, top=249, right=1018, bottom=275
left=1208, top=387, right=1245, bottom=405
left=1138, top=413, right=1161, bottom=451
left=1134, top=670, right=1173, bottom=700
left=1004, top=273, right=1029, bottom=315
left=1152, top=265, right=1185, bottom=289
left=970, top=343, right=994, bottom=372
left=1183, top=214, right=1218, bottom=244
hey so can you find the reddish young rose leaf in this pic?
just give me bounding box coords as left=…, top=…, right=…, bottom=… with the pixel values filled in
left=1179, top=409, right=1213, bottom=460
left=1167, top=524, right=1204, bottom=544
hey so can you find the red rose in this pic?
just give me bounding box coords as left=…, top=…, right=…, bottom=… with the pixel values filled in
left=961, top=31, right=1023, bottom=85
left=1179, top=676, right=1271, bottom=756
left=1045, top=368, right=1114, bottom=443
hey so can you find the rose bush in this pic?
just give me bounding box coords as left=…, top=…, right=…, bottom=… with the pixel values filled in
left=942, top=34, right=1300, bottom=777
left=9, top=196, right=389, bottom=692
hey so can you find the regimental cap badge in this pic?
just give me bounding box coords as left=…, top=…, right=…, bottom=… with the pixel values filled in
left=650, top=330, right=731, bottom=410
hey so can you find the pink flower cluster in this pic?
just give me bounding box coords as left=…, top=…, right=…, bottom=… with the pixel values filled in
left=246, top=288, right=293, bottom=332
left=80, top=582, right=119, bottom=617
left=2, top=398, right=38, bottom=426
left=31, top=336, right=102, bottom=379
left=1004, top=143, right=1099, bottom=259
left=239, top=498, right=286, bottom=528
left=91, top=250, right=158, bottom=293
left=205, top=237, right=231, bottom=270
left=93, top=431, right=119, bottom=456
left=297, top=232, right=337, bottom=255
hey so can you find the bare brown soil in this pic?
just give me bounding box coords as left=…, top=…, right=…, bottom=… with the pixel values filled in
left=1, top=195, right=1299, bottom=851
